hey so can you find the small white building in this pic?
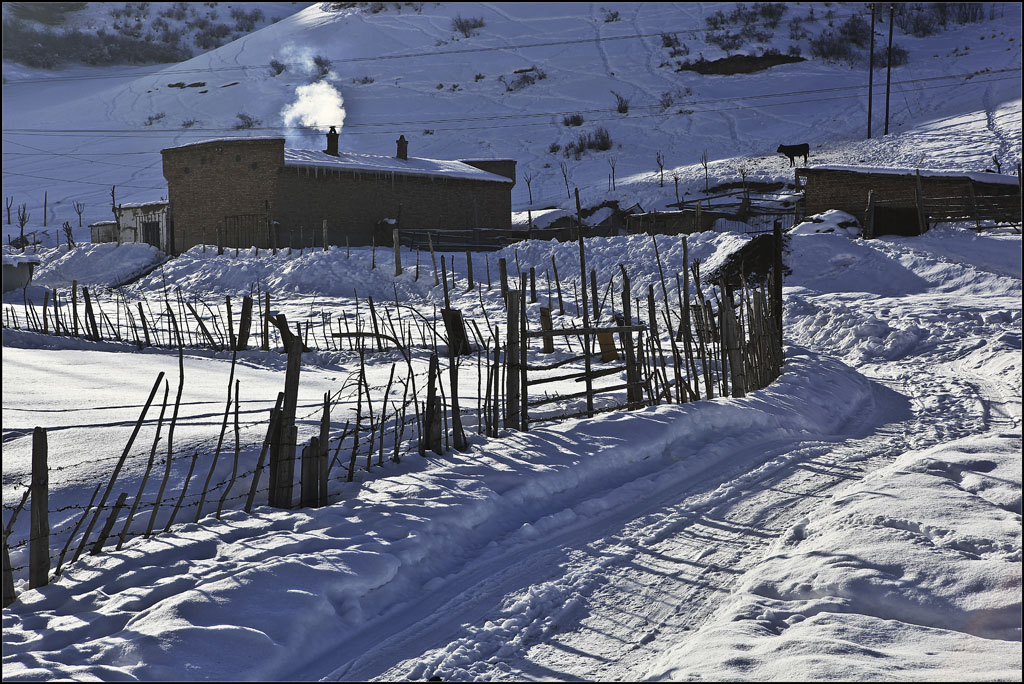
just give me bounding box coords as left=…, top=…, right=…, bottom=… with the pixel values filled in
left=115, top=200, right=171, bottom=252
left=90, top=200, right=172, bottom=253
left=89, top=220, right=118, bottom=244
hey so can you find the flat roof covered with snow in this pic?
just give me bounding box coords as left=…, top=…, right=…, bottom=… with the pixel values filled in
left=283, top=149, right=514, bottom=184
left=802, top=165, right=1021, bottom=186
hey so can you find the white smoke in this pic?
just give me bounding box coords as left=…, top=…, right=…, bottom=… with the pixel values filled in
left=281, top=80, right=346, bottom=131
left=276, top=44, right=345, bottom=144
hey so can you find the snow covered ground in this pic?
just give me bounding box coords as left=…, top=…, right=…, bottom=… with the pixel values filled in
left=2, top=221, right=1020, bottom=681
left=3, top=2, right=1022, bottom=682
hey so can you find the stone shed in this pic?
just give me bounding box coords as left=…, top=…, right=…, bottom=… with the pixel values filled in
left=796, top=165, right=1020, bottom=236
left=161, top=129, right=515, bottom=253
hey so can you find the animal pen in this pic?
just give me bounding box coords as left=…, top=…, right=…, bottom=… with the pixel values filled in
left=2, top=214, right=786, bottom=607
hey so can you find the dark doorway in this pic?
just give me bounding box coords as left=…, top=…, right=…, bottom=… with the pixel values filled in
left=873, top=206, right=922, bottom=237
left=141, top=221, right=160, bottom=247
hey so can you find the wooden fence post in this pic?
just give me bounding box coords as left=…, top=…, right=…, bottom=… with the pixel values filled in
left=301, top=437, right=319, bottom=508
left=3, top=542, right=15, bottom=607
left=915, top=169, right=928, bottom=235
left=246, top=393, right=283, bottom=513
left=236, top=295, right=253, bottom=350
left=318, top=392, right=330, bottom=507
left=529, top=267, right=537, bottom=303
left=575, top=189, right=594, bottom=418
left=90, top=492, right=128, bottom=555
left=498, top=258, right=509, bottom=299
left=551, top=256, right=564, bottom=315
left=519, top=285, right=529, bottom=431
left=29, top=427, right=49, bottom=588
left=71, top=280, right=80, bottom=338
left=465, top=251, right=474, bottom=290
left=323, top=219, right=329, bottom=252
left=82, top=287, right=101, bottom=341
left=428, top=232, right=439, bottom=286
left=620, top=266, right=641, bottom=406
left=772, top=222, right=784, bottom=347
left=217, top=221, right=224, bottom=256
left=393, top=228, right=402, bottom=276
left=721, top=299, right=746, bottom=398
left=864, top=190, right=875, bottom=240
left=539, top=306, right=555, bottom=353
left=423, top=353, right=443, bottom=454
left=505, top=290, right=521, bottom=429
left=275, top=331, right=302, bottom=508
left=262, top=292, right=270, bottom=350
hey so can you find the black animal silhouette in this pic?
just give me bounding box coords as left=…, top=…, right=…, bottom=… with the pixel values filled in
left=777, top=143, right=809, bottom=167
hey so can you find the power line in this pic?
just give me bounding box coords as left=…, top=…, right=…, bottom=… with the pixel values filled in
left=3, top=68, right=1017, bottom=139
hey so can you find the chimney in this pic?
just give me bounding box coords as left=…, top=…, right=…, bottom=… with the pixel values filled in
left=325, top=126, right=339, bottom=156
left=396, top=134, right=408, bottom=160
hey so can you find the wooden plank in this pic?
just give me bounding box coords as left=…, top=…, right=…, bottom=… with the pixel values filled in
left=505, top=290, right=520, bottom=429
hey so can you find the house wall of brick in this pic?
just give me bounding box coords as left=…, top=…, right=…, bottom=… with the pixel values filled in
left=274, top=166, right=512, bottom=248
left=162, top=139, right=284, bottom=251
left=162, top=138, right=513, bottom=253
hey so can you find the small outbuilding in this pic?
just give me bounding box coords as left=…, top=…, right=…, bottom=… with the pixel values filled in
left=114, top=200, right=172, bottom=252
left=89, top=220, right=118, bottom=244
left=796, top=165, right=1021, bottom=237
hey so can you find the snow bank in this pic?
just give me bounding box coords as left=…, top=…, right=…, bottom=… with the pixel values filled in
left=644, top=431, right=1022, bottom=682
left=2, top=254, right=41, bottom=266
left=17, top=243, right=165, bottom=290
left=790, top=209, right=861, bottom=237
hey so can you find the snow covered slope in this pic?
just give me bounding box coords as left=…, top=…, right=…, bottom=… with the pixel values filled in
left=2, top=2, right=1020, bottom=243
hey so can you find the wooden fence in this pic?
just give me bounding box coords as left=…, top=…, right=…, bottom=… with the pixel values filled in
left=2, top=196, right=787, bottom=607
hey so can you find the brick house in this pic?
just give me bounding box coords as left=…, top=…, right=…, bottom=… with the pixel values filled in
left=796, top=165, right=1020, bottom=236
left=161, top=129, right=515, bottom=253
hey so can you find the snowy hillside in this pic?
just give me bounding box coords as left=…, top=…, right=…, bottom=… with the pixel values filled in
left=1, top=2, right=307, bottom=69
left=2, top=1, right=1021, bottom=244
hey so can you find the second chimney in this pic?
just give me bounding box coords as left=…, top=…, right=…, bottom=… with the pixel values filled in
left=325, top=126, right=339, bottom=156
left=396, top=134, right=408, bottom=160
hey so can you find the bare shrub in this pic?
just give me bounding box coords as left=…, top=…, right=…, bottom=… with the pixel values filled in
left=873, top=43, right=909, bottom=68
left=452, top=14, right=485, bottom=37
left=269, top=58, right=286, bottom=75
left=809, top=30, right=858, bottom=64
left=313, top=55, right=332, bottom=77
left=838, top=14, right=871, bottom=48
left=611, top=90, right=629, bottom=114
left=707, top=31, right=746, bottom=52
left=563, top=113, right=584, bottom=127
left=230, top=7, right=264, bottom=32
left=234, top=113, right=261, bottom=129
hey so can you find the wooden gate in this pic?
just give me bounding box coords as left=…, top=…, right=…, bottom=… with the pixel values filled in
left=224, top=214, right=270, bottom=249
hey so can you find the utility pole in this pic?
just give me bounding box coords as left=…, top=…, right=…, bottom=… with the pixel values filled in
left=867, top=3, right=876, bottom=138
left=884, top=3, right=894, bottom=135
